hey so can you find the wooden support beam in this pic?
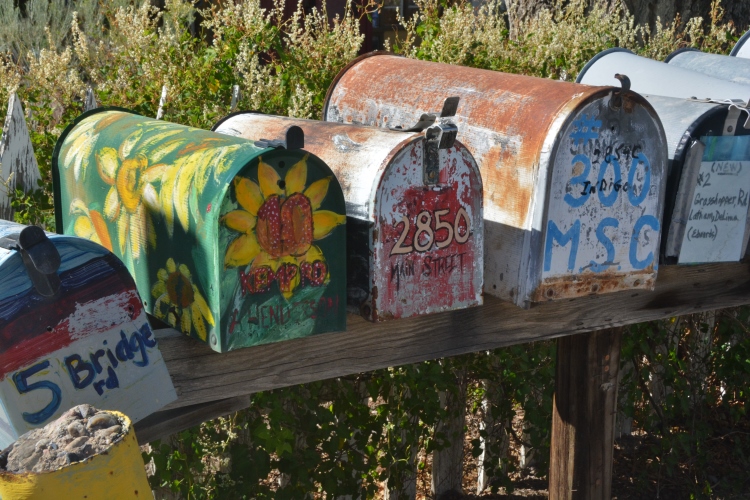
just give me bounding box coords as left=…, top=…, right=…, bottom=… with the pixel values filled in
left=135, top=262, right=750, bottom=443
left=134, top=395, right=251, bottom=445
left=149, top=262, right=750, bottom=415
left=549, top=328, right=622, bottom=499
left=431, top=369, right=467, bottom=497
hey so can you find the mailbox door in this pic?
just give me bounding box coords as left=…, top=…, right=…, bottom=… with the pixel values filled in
left=675, top=135, right=750, bottom=264
left=0, top=222, right=175, bottom=448
left=536, top=93, right=667, bottom=301
left=372, top=140, right=483, bottom=320
left=218, top=151, right=347, bottom=350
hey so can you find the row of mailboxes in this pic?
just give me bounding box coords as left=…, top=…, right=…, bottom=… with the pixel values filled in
left=9, top=44, right=750, bottom=450
left=47, top=50, right=750, bottom=354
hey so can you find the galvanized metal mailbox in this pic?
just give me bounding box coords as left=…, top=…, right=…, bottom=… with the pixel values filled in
left=324, top=53, right=668, bottom=307
left=665, top=48, right=750, bottom=86
left=644, top=95, right=750, bottom=264
left=577, top=48, right=750, bottom=101
left=213, top=110, right=484, bottom=321
left=731, top=29, right=750, bottom=58
left=53, top=109, right=347, bottom=352
left=0, top=220, right=176, bottom=448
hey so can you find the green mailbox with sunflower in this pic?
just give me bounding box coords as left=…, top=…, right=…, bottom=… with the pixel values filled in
left=53, top=109, right=347, bottom=352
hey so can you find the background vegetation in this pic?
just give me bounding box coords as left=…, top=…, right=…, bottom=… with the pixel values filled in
left=0, top=0, right=748, bottom=497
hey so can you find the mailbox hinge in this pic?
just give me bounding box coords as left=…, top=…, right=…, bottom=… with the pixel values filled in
left=255, top=125, right=305, bottom=150
left=387, top=97, right=461, bottom=185
left=0, top=226, right=61, bottom=297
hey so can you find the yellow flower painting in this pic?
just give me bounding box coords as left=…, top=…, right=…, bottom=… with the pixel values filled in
left=152, top=258, right=214, bottom=341
left=222, top=155, right=345, bottom=298
left=69, top=199, right=113, bottom=251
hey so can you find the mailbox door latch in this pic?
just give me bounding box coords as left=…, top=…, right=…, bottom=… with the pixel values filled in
left=423, top=122, right=458, bottom=185
left=387, top=97, right=461, bottom=185
left=0, top=226, right=61, bottom=297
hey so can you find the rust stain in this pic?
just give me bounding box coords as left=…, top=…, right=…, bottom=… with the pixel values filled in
left=482, top=143, right=533, bottom=229
left=531, top=267, right=656, bottom=302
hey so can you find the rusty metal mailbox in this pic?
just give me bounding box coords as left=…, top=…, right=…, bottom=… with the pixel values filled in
left=53, top=109, right=347, bottom=352
left=213, top=110, right=484, bottom=321
left=644, top=95, right=750, bottom=263
left=324, top=53, right=668, bottom=307
left=0, top=220, right=176, bottom=448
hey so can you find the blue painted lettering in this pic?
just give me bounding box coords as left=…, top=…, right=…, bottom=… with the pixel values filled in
left=13, top=361, right=62, bottom=424
left=587, top=218, right=619, bottom=273
left=629, top=214, right=660, bottom=270
left=544, top=220, right=581, bottom=272
left=115, top=331, right=134, bottom=362
left=64, top=355, right=96, bottom=390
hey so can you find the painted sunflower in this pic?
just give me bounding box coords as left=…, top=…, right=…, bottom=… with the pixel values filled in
left=152, top=258, right=214, bottom=341
left=69, top=199, right=112, bottom=251
left=59, top=110, right=128, bottom=181
left=222, top=155, right=345, bottom=298
left=96, top=135, right=168, bottom=259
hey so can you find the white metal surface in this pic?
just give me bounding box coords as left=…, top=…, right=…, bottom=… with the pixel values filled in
left=577, top=48, right=750, bottom=101
left=667, top=48, right=750, bottom=86
left=731, top=29, right=750, bottom=59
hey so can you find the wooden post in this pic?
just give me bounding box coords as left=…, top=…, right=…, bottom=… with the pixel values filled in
left=476, top=377, right=509, bottom=494
left=84, top=86, right=98, bottom=112
left=431, top=368, right=467, bottom=497
left=0, top=93, right=40, bottom=221
left=156, top=85, right=168, bottom=119
left=549, top=327, right=622, bottom=499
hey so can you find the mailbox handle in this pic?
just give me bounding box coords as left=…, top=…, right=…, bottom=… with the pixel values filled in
left=0, top=226, right=61, bottom=297
left=423, top=122, right=459, bottom=185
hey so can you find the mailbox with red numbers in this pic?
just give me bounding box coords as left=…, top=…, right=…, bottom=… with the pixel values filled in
left=214, top=108, right=483, bottom=321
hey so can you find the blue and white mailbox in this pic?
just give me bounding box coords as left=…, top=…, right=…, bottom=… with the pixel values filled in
left=0, top=221, right=176, bottom=448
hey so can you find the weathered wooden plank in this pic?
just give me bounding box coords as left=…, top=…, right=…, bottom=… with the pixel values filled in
left=150, top=262, right=750, bottom=413
left=549, top=328, right=622, bottom=499
left=0, top=93, right=41, bottom=221
left=134, top=395, right=251, bottom=445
